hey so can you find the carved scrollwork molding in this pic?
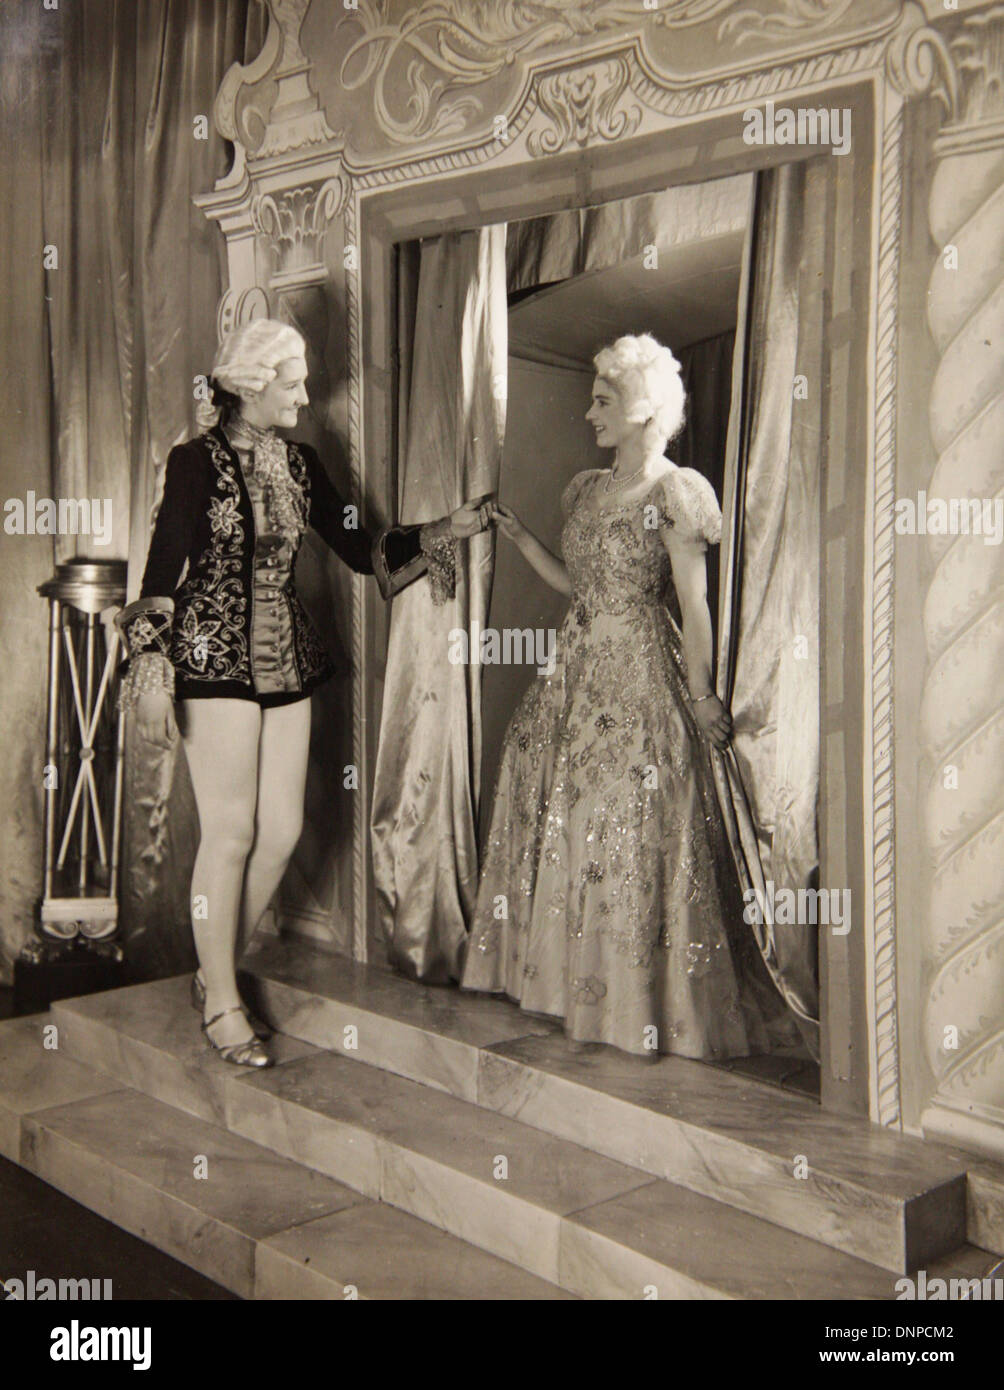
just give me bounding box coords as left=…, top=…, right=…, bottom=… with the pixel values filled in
left=527, top=56, right=641, bottom=155
left=216, top=285, right=269, bottom=340
left=251, top=176, right=349, bottom=290
left=217, top=0, right=897, bottom=161
left=885, top=1, right=959, bottom=115
left=216, top=0, right=335, bottom=159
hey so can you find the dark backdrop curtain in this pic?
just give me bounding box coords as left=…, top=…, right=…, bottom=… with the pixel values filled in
left=0, top=0, right=265, bottom=981
left=676, top=331, right=735, bottom=650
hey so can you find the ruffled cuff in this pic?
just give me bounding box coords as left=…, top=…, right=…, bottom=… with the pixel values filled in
left=419, top=519, right=458, bottom=605
left=117, top=651, right=175, bottom=713
left=114, top=596, right=174, bottom=660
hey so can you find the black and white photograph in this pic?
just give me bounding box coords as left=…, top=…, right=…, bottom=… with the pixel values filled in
left=1, top=0, right=1002, bottom=1351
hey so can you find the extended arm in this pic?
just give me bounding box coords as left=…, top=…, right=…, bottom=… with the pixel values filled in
left=301, top=443, right=487, bottom=602
left=489, top=502, right=571, bottom=596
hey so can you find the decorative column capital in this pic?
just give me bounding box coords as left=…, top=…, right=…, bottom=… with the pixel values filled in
left=251, top=176, right=349, bottom=292
left=936, top=4, right=1004, bottom=154
left=886, top=2, right=1004, bottom=153
left=885, top=1, right=959, bottom=114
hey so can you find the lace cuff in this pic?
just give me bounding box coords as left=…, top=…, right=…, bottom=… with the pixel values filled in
left=117, top=652, right=175, bottom=713
left=419, top=518, right=458, bottom=605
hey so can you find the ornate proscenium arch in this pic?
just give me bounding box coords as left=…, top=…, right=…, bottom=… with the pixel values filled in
left=194, top=0, right=1004, bottom=1147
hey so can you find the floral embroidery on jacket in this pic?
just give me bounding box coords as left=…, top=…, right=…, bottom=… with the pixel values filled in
left=170, top=433, right=250, bottom=683
left=208, top=494, right=241, bottom=539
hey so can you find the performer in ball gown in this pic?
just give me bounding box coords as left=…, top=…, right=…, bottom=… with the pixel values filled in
left=461, top=333, right=788, bottom=1059
left=116, top=319, right=490, bottom=1068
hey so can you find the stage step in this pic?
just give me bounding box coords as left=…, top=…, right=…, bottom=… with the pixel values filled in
left=0, top=1014, right=569, bottom=1301
left=45, top=978, right=1000, bottom=1298
left=236, top=936, right=996, bottom=1274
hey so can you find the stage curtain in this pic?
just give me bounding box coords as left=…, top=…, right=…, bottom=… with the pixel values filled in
left=714, top=160, right=825, bottom=1057
left=370, top=227, right=508, bottom=982
left=0, top=0, right=264, bottom=980
left=676, top=330, right=736, bottom=652
left=0, top=4, right=56, bottom=981
left=506, top=177, right=753, bottom=293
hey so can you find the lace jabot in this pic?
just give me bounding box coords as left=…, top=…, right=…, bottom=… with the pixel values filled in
left=222, top=418, right=306, bottom=546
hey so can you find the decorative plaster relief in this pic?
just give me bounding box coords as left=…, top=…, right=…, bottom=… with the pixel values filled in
left=215, top=0, right=902, bottom=161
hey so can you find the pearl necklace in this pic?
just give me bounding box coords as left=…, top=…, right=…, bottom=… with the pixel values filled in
left=604, top=455, right=664, bottom=492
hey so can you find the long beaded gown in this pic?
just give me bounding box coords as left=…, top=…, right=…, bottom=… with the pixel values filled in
left=460, top=465, right=785, bottom=1058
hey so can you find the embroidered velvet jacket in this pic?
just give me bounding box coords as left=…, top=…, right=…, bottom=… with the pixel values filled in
left=117, top=427, right=435, bottom=702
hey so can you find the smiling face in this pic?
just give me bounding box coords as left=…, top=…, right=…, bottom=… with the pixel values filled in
left=585, top=376, right=641, bottom=451
left=240, top=356, right=309, bottom=430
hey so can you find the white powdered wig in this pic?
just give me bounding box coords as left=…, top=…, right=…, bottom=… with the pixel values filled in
left=593, top=333, right=686, bottom=448
left=196, top=319, right=307, bottom=430
left=213, top=319, right=306, bottom=394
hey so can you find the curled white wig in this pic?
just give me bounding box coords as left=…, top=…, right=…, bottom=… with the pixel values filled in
left=196, top=319, right=307, bottom=430
left=593, top=333, right=685, bottom=448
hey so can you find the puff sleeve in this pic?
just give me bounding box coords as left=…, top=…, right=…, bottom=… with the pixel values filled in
left=656, top=467, right=723, bottom=550
left=561, top=470, right=597, bottom=520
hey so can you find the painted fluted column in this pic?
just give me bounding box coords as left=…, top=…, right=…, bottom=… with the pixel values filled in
left=919, top=7, right=1004, bottom=1161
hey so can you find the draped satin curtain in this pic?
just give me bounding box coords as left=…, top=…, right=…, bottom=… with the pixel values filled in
left=505, top=177, right=752, bottom=293
left=370, top=227, right=508, bottom=982
left=0, top=4, right=55, bottom=980
left=0, top=0, right=264, bottom=979
left=714, top=161, right=824, bottom=1056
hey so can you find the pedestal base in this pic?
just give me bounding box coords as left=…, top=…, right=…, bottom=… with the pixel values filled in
left=14, top=937, right=126, bottom=1015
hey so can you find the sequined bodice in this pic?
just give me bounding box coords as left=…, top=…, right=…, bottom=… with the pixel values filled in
left=561, top=471, right=674, bottom=616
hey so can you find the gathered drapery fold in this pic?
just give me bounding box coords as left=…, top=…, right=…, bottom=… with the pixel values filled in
left=713, top=161, right=824, bottom=1058
left=505, top=176, right=753, bottom=294
left=370, top=227, right=508, bottom=982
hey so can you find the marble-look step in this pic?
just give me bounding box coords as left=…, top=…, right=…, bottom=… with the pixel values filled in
left=44, top=984, right=999, bottom=1299
left=48, top=974, right=321, bottom=1127
left=0, top=1017, right=568, bottom=1301
left=0, top=1013, right=121, bottom=1161
left=938, top=1147, right=1004, bottom=1258
left=239, top=936, right=981, bottom=1274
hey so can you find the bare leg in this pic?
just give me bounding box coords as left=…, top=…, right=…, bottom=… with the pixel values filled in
left=237, top=697, right=312, bottom=958
left=182, top=698, right=261, bottom=1049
